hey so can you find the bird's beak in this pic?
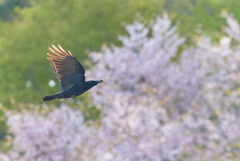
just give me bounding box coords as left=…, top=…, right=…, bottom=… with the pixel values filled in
left=100, top=79, right=104, bottom=83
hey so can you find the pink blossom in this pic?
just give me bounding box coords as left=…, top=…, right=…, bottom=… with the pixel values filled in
left=2, top=13, right=240, bottom=160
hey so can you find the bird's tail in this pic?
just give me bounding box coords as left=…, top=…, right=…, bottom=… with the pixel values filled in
left=42, top=94, right=58, bottom=101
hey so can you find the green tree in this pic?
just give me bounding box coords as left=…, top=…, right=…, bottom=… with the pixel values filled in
left=0, top=0, right=29, bottom=21
left=0, top=0, right=164, bottom=106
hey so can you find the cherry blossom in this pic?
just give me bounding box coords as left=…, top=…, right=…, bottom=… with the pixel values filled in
left=1, top=13, right=240, bottom=160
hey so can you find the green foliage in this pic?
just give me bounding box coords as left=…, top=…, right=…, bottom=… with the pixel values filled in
left=0, top=0, right=30, bottom=21
left=1, top=0, right=240, bottom=157
left=164, top=0, right=240, bottom=40
left=0, top=0, right=164, bottom=107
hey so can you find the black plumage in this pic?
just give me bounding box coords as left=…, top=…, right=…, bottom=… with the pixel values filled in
left=42, top=45, right=103, bottom=101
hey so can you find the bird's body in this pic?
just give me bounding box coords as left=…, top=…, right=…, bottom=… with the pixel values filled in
left=42, top=45, right=103, bottom=101
left=43, top=81, right=102, bottom=101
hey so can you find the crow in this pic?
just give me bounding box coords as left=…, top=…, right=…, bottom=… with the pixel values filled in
left=42, top=45, right=103, bottom=101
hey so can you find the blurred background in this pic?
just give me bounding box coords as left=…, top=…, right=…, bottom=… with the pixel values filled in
left=1, top=0, right=240, bottom=160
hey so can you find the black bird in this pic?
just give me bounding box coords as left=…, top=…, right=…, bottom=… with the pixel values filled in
left=42, top=45, right=103, bottom=101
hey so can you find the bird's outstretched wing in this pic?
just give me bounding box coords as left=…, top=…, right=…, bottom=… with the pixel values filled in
left=47, top=45, right=85, bottom=90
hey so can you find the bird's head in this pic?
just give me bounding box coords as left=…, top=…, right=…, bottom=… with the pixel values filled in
left=85, top=79, right=103, bottom=91
left=89, top=79, right=103, bottom=86
left=96, top=79, right=104, bottom=84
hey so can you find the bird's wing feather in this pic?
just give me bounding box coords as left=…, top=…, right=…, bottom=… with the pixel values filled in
left=47, top=45, right=85, bottom=90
